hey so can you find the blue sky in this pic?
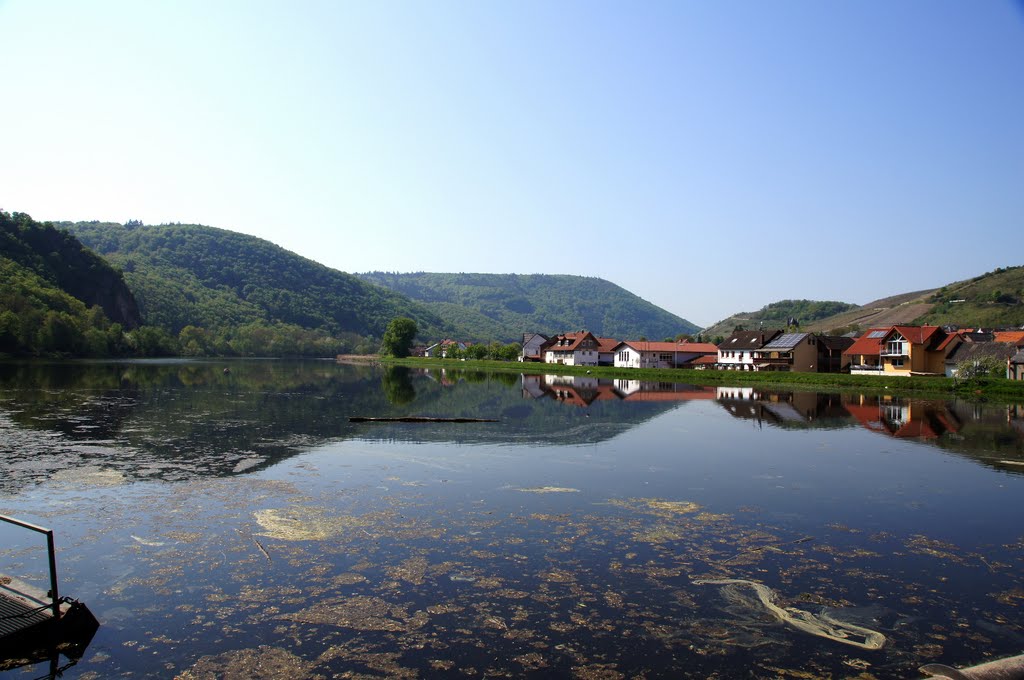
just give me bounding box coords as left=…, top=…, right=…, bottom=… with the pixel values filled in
left=1, top=1, right=1022, bottom=328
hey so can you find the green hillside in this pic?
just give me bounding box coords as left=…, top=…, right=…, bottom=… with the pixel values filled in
left=915, top=266, right=1024, bottom=328
left=1, top=211, right=141, bottom=356
left=356, top=272, right=700, bottom=342
left=703, top=299, right=859, bottom=339
left=64, top=221, right=451, bottom=353
left=706, top=266, right=1024, bottom=339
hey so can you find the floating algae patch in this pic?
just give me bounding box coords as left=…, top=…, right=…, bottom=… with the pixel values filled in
left=254, top=506, right=368, bottom=541
left=610, top=497, right=701, bottom=518
left=177, top=645, right=313, bottom=680
left=906, top=534, right=968, bottom=564
left=50, top=465, right=126, bottom=488
left=695, top=578, right=886, bottom=650
left=282, top=595, right=428, bottom=632
left=516, top=486, right=580, bottom=493
left=386, top=555, right=429, bottom=585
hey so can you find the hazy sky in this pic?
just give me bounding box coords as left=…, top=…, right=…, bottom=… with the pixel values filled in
left=2, top=1, right=1022, bottom=327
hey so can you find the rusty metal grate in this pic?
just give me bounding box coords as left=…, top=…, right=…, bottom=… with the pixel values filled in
left=0, top=589, right=52, bottom=639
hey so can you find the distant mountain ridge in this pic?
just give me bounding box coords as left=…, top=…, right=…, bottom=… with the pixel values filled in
left=356, top=271, right=700, bottom=342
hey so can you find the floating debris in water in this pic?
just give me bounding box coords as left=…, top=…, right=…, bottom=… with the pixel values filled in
left=694, top=578, right=886, bottom=650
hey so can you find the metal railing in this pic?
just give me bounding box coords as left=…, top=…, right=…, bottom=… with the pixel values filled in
left=0, top=514, right=60, bottom=619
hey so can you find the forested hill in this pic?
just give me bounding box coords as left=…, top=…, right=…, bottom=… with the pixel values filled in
left=2, top=211, right=140, bottom=328
left=64, top=221, right=450, bottom=348
left=702, top=299, right=859, bottom=339
left=356, top=272, right=700, bottom=341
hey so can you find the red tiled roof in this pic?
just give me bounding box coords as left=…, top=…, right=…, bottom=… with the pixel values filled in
left=544, top=332, right=620, bottom=353
left=888, top=325, right=942, bottom=345
left=994, top=331, right=1024, bottom=346
left=618, top=341, right=719, bottom=354
left=691, top=355, right=718, bottom=365
left=935, top=332, right=962, bottom=351
left=842, top=329, right=888, bottom=357
left=677, top=342, right=719, bottom=353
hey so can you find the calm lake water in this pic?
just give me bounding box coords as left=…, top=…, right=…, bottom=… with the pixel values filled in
left=1, top=360, right=1023, bottom=679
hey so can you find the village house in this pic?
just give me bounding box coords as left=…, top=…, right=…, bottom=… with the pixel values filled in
left=750, top=332, right=855, bottom=373
left=751, top=332, right=820, bottom=372
left=611, top=340, right=718, bottom=369
left=716, top=330, right=782, bottom=371
left=944, top=340, right=1019, bottom=378
left=424, top=339, right=467, bottom=358
left=1011, top=349, right=1024, bottom=381
left=844, top=325, right=961, bottom=377
left=519, top=333, right=548, bottom=362
left=540, top=331, right=619, bottom=367
left=878, top=325, right=960, bottom=376
left=844, top=328, right=889, bottom=375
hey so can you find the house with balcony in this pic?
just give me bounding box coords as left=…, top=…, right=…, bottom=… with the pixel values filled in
left=751, top=332, right=820, bottom=372
left=878, top=325, right=959, bottom=376
left=716, top=330, right=782, bottom=371
left=843, top=328, right=890, bottom=375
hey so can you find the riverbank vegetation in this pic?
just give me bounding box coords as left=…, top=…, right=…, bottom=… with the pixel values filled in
left=376, top=356, right=1024, bottom=401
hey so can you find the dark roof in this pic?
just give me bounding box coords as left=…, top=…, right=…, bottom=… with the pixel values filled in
left=946, top=341, right=1018, bottom=364
left=760, top=333, right=810, bottom=351
left=719, top=330, right=783, bottom=351
left=818, top=335, right=855, bottom=352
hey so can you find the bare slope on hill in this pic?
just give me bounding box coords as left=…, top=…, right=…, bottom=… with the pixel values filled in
left=802, top=290, right=938, bottom=332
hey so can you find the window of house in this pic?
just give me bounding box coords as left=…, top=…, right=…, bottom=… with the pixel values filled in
left=892, top=358, right=905, bottom=367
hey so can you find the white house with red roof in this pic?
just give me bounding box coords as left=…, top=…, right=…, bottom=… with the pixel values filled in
left=612, top=340, right=719, bottom=369
left=541, top=331, right=619, bottom=367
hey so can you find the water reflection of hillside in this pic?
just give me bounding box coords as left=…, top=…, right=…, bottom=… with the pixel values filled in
left=0, top=363, right=681, bottom=492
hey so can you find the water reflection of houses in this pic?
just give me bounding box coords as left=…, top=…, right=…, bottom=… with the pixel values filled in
left=842, top=395, right=962, bottom=439
left=521, top=374, right=715, bottom=407
left=715, top=387, right=850, bottom=425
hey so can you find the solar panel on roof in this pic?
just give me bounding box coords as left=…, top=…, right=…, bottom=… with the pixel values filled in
left=867, top=330, right=886, bottom=338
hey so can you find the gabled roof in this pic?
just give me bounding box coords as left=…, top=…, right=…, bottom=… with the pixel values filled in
left=614, top=340, right=720, bottom=354
left=993, top=331, right=1024, bottom=346
left=886, top=325, right=943, bottom=346
left=719, top=330, right=783, bottom=351
left=842, top=328, right=889, bottom=357
left=691, top=355, right=718, bottom=365
left=818, top=335, right=855, bottom=352
left=615, top=341, right=687, bottom=353
left=946, top=341, right=1018, bottom=364
left=760, top=332, right=810, bottom=351
left=542, top=331, right=619, bottom=353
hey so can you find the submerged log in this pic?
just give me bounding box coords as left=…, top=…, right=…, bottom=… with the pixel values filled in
left=349, top=416, right=498, bottom=423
